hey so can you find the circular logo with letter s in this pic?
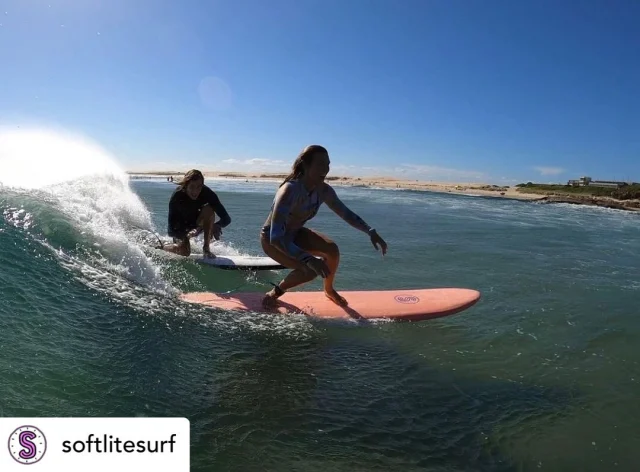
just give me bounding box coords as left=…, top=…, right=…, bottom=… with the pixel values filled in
left=8, top=425, right=47, bottom=465
left=395, top=295, right=420, bottom=304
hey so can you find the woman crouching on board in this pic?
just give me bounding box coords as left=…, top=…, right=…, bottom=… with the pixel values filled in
left=159, top=169, right=232, bottom=258
left=260, top=145, right=387, bottom=308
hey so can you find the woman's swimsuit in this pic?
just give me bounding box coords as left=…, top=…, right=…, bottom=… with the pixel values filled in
left=261, top=179, right=372, bottom=263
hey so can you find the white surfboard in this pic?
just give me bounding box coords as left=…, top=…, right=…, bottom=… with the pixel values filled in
left=148, top=246, right=284, bottom=270
left=188, top=253, right=284, bottom=270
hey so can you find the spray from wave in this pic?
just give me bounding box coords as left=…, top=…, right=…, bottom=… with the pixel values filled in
left=0, top=127, right=175, bottom=305
left=0, top=127, right=127, bottom=189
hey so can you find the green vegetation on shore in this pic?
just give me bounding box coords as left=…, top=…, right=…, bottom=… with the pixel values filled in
left=218, top=173, right=249, bottom=178
left=515, top=182, right=640, bottom=200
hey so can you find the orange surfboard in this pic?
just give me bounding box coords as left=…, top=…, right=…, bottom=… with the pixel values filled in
left=179, top=288, right=481, bottom=322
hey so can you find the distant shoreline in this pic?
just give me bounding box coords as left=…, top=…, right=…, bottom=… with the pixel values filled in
left=126, top=171, right=640, bottom=212
left=126, top=171, right=543, bottom=201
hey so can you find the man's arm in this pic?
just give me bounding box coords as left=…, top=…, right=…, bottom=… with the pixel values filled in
left=269, top=183, right=315, bottom=263
left=322, top=184, right=374, bottom=234
left=205, top=188, right=232, bottom=228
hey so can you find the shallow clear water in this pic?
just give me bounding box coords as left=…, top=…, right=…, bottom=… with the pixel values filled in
left=2, top=172, right=639, bottom=471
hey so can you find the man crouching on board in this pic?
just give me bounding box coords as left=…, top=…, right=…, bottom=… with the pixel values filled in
left=158, top=169, right=232, bottom=258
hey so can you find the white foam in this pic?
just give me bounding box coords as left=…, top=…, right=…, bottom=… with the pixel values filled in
left=0, top=127, right=169, bottom=292
left=0, top=128, right=126, bottom=189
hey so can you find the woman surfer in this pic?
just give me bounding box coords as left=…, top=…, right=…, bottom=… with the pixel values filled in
left=260, top=145, right=387, bottom=308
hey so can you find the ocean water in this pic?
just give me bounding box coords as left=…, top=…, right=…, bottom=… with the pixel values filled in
left=1, top=130, right=640, bottom=471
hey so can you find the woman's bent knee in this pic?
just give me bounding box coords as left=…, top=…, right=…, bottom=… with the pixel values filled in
left=260, top=234, right=272, bottom=255
left=261, top=234, right=313, bottom=274
left=326, top=241, right=340, bottom=257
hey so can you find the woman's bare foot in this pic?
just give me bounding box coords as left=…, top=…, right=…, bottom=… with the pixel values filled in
left=325, top=288, right=348, bottom=307
left=262, top=284, right=284, bottom=308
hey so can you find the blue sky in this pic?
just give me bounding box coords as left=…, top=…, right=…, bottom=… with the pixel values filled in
left=1, top=0, right=638, bottom=183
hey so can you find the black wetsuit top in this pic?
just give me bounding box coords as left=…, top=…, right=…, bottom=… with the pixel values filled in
left=167, top=185, right=231, bottom=238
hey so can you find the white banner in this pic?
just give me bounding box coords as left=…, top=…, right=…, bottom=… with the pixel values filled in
left=0, top=418, right=189, bottom=471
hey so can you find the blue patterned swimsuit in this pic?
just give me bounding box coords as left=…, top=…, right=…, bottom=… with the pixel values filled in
left=261, top=179, right=373, bottom=263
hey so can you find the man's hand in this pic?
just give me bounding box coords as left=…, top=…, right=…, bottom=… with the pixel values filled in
left=187, top=228, right=203, bottom=239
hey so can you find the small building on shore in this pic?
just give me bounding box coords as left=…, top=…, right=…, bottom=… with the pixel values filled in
left=567, top=176, right=628, bottom=188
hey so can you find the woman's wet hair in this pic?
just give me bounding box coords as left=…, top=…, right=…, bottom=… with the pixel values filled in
left=177, top=169, right=204, bottom=188
left=280, top=145, right=328, bottom=187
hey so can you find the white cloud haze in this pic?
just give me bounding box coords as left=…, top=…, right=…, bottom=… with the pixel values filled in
left=533, top=166, right=565, bottom=176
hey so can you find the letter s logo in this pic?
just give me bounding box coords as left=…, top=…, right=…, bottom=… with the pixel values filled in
left=19, top=431, right=37, bottom=459
left=8, top=426, right=47, bottom=464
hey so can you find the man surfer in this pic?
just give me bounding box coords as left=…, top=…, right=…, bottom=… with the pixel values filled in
left=159, top=169, right=232, bottom=258
left=259, top=145, right=387, bottom=308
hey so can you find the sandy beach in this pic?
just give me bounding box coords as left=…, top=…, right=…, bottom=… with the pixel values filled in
left=127, top=170, right=544, bottom=201
left=128, top=170, right=640, bottom=211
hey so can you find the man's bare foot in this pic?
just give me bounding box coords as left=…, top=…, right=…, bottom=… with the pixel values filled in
left=203, top=246, right=216, bottom=259
left=325, top=288, right=348, bottom=307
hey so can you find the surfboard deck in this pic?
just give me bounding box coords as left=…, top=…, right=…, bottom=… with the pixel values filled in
left=187, top=254, right=285, bottom=270
left=147, top=247, right=284, bottom=270
left=180, top=288, right=481, bottom=321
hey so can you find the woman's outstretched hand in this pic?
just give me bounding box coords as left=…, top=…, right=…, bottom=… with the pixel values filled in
left=370, top=230, right=387, bottom=256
